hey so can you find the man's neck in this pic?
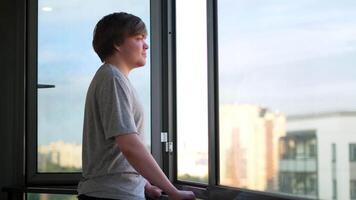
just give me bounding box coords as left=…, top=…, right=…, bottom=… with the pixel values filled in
left=104, top=57, right=132, bottom=77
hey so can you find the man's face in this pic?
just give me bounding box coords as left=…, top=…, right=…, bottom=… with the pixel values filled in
left=118, top=34, right=149, bottom=68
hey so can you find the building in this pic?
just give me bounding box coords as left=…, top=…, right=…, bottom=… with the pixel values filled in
left=38, top=141, right=82, bottom=171
left=280, top=111, right=356, bottom=200
left=219, top=104, right=286, bottom=191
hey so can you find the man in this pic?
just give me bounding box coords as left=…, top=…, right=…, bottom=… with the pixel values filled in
left=77, top=12, right=196, bottom=200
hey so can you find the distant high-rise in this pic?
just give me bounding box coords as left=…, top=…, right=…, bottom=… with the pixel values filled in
left=38, top=140, right=82, bottom=171
left=219, top=104, right=286, bottom=191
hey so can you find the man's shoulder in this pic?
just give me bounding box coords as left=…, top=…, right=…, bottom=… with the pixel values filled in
left=94, top=64, right=128, bottom=86
left=95, top=64, right=118, bottom=79
left=93, top=65, right=134, bottom=98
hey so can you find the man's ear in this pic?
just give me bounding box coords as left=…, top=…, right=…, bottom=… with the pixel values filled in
left=113, top=44, right=121, bottom=52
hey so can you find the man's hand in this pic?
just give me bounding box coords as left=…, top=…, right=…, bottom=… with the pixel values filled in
left=145, top=181, right=162, bottom=199
left=168, top=190, right=196, bottom=200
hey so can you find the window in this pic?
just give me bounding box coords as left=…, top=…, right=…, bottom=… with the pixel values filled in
left=351, top=180, right=356, bottom=200
left=306, top=138, right=317, bottom=159
left=278, top=172, right=317, bottom=196
left=333, top=179, right=337, bottom=200
left=332, top=143, right=337, bottom=163
left=332, top=143, right=337, bottom=199
left=217, top=0, right=356, bottom=199
left=28, top=0, right=151, bottom=182
left=176, top=0, right=209, bottom=184
left=23, top=0, right=356, bottom=199
left=351, top=144, right=356, bottom=162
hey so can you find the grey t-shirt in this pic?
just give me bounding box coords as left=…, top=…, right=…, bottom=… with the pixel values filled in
left=78, top=63, right=146, bottom=200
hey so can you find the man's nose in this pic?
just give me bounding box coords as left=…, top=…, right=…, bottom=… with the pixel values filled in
left=144, top=42, right=149, bottom=50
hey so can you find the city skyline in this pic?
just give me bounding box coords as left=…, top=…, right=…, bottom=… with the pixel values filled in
left=40, top=104, right=356, bottom=199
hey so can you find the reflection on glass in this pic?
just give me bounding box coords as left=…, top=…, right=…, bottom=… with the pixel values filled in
left=37, top=0, right=151, bottom=172
left=176, top=0, right=208, bottom=183
left=218, top=0, right=356, bottom=199
left=27, top=193, right=76, bottom=200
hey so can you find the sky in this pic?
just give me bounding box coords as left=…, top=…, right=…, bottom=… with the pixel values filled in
left=218, top=0, right=356, bottom=115
left=37, top=0, right=356, bottom=150
left=176, top=0, right=209, bottom=177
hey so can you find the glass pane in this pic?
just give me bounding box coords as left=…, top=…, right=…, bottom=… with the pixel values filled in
left=27, top=193, right=76, bottom=200
left=176, top=0, right=208, bottom=183
left=218, top=0, right=356, bottom=199
left=37, top=0, right=151, bottom=172
left=351, top=180, right=356, bottom=200
left=351, top=144, right=356, bottom=200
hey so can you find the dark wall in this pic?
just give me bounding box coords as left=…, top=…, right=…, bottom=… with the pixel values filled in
left=0, top=0, right=26, bottom=198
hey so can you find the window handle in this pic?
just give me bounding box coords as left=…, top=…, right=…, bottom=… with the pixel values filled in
left=37, top=84, right=55, bottom=89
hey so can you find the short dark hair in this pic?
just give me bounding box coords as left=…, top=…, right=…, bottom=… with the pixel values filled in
left=92, top=12, right=147, bottom=62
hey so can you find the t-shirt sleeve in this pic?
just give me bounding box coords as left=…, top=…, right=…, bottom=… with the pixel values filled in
left=97, top=76, right=138, bottom=140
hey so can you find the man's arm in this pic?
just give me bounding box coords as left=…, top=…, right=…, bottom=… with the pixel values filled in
left=115, top=133, right=195, bottom=200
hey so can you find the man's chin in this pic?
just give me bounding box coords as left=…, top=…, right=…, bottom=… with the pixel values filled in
left=135, top=61, right=146, bottom=68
